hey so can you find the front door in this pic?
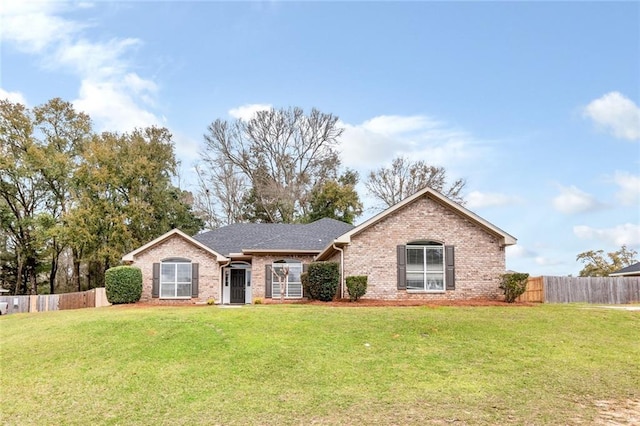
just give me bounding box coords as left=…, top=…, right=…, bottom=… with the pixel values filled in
left=230, top=269, right=245, bottom=304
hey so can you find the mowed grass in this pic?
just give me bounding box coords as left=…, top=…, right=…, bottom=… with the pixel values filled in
left=1, top=304, right=638, bottom=425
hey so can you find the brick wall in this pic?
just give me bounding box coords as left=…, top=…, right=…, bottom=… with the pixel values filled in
left=342, top=194, right=506, bottom=300
left=130, top=235, right=221, bottom=303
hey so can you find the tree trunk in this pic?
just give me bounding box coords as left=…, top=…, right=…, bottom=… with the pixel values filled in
left=72, top=248, right=81, bottom=292
left=88, top=260, right=105, bottom=289
left=15, top=255, right=23, bottom=295
left=49, top=255, right=58, bottom=295
left=28, top=258, right=38, bottom=295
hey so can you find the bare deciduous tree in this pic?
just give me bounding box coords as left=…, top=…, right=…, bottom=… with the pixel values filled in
left=199, top=107, right=342, bottom=223
left=365, top=156, right=466, bottom=207
left=193, top=161, right=246, bottom=229
left=272, top=264, right=289, bottom=303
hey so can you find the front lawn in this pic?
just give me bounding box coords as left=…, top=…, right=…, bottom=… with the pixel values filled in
left=1, top=304, right=638, bottom=425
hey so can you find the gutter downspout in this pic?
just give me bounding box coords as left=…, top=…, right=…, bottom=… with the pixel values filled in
left=332, top=243, right=345, bottom=299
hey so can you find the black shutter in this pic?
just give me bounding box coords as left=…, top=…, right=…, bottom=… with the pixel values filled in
left=302, top=263, right=309, bottom=298
left=445, top=245, right=455, bottom=290
left=152, top=263, right=160, bottom=298
left=397, top=245, right=406, bottom=290
left=265, top=265, right=272, bottom=298
left=191, top=263, right=199, bottom=298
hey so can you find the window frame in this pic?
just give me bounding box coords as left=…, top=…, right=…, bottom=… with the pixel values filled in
left=160, top=260, right=192, bottom=299
left=271, top=260, right=303, bottom=299
left=405, top=242, right=445, bottom=293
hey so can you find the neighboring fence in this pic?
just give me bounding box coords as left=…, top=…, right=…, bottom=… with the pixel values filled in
left=0, top=288, right=110, bottom=315
left=544, top=276, right=640, bottom=304
left=516, top=276, right=640, bottom=304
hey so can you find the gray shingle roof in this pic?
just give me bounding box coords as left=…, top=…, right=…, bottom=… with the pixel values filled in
left=610, top=262, right=640, bottom=276
left=193, top=218, right=354, bottom=256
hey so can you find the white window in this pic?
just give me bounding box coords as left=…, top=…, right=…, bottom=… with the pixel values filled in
left=160, top=261, right=192, bottom=298
left=406, top=243, right=444, bottom=292
left=272, top=261, right=303, bottom=298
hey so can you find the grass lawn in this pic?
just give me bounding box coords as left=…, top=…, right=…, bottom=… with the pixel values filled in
left=1, top=304, right=639, bottom=425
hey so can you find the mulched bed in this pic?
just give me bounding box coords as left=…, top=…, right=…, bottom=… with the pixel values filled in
left=263, top=298, right=538, bottom=307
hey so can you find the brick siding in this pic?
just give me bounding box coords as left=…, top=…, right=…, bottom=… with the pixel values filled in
left=342, top=194, right=506, bottom=300
left=130, top=234, right=221, bottom=303
left=129, top=193, right=508, bottom=304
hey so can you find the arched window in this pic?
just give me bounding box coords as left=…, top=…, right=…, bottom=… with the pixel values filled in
left=406, top=241, right=444, bottom=291
left=271, top=259, right=303, bottom=298
left=160, top=258, right=192, bottom=298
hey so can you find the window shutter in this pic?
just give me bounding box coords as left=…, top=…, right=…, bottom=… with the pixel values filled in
left=152, top=263, right=160, bottom=298
left=265, top=265, right=272, bottom=298
left=445, top=245, right=455, bottom=290
left=191, top=263, right=199, bottom=298
left=301, top=263, right=309, bottom=298
left=397, top=245, right=406, bottom=290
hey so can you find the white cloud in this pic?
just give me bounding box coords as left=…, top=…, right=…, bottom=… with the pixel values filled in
left=338, top=114, right=488, bottom=174
left=611, top=171, right=640, bottom=205
left=339, top=122, right=409, bottom=169
left=360, top=115, right=439, bottom=135
left=507, top=245, right=562, bottom=266
left=506, top=245, right=536, bottom=258
left=172, top=132, right=202, bottom=164
left=0, top=88, right=27, bottom=105
left=0, top=1, right=83, bottom=53
left=54, top=37, right=141, bottom=78
left=466, top=190, right=518, bottom=209
left=534, top=256, right=564, bottom=266
left=507, top=244, right=563, bottom=267
left=583, top=92, right=640, bottom=141
left=574, top=223, right=640, bottom=246
left=552, top=185, right=603, bottom=214
left=229, top=104, right=272, bottom=121
left=74, top=79, right=161, bottom=132
left=0, top=1, right=161, bottom=133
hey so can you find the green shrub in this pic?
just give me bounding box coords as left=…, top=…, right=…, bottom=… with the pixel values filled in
left=306, top=262, right=339, bottom=302
left=207, top=298, right=215, bottom=305
left=499, top=272, right=530, bottom=303
left=346, top=275, right=368, bottom=302
left=105, top=266, right=142, bottom=304
left=254, top=298, right=263, bottom=305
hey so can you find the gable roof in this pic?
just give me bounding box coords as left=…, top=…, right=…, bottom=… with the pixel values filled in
left=609, top=262, right=640, bottom=277
left=122, top=228, right=228, bottom=263
left=193, top=217, right=355, bottom=256
left=317, top=186, right=517, bottom=260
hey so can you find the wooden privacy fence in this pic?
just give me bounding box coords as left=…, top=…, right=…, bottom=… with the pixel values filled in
left=516, top=276, right=544, bottom=303
left=0, top=288, right=110, bottom=315
left=516, top=276, right=640, bottom=304
left=544, top=276, right=640, bottom=304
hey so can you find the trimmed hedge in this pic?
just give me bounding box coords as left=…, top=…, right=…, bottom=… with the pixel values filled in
left=346, top=275, right=368, bottom=302
left=105, top=266, right=143, bottom=304
left=306, top=262, right=339, bottom=302
left=499, top=272, right=530, bottom=303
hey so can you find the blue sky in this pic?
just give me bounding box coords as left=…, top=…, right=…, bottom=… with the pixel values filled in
left=1, top=1, right=639, bottom=276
